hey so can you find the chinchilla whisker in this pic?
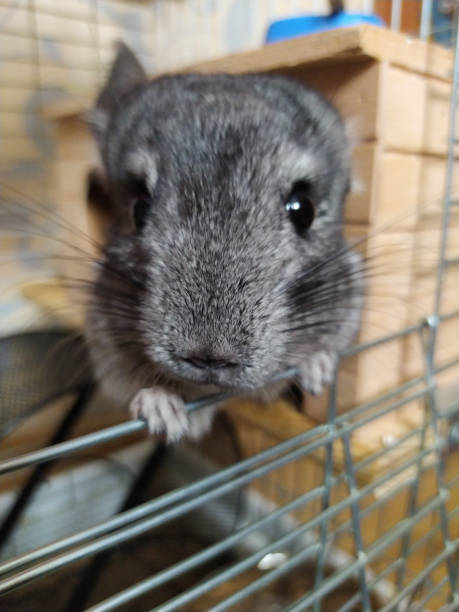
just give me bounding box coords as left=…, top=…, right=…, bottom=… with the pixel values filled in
left=290, top=296, right=411, bottom=324
left=283, top=319, right=354, bottom=334
left=307, top=303, right=409, bottom=321
left=290, top=245, right=439, bottom=292
left=64, top=265, right=145, bottom=291
left=298, top=215, right=446, bottom=286
left=0, top=253, right=100, bottom=269
left=1, top=214, right=98, bottom=263
left=0, top=204, right=97, bottom=255
left=62, top=277, right=140, bottom=300
left=0, top=290, right=144, bottom=330
left=285, top=317, right=406, bottom=338
left=66, top=300, right=140, bottom=320
left=49, top=290, right=143, bottom=317
left=290, top=281, right=410, bottom=306
left=36, top=302, right=144, bottom=326
left=0, top=182, right=105, bottom=252
left=284, top=312, right=403, bottom=336
left=0, top=207, right=139, bottom=291
left=303, top=247, right=408, bottom=283
left=0, top=274, right=139, bottom=308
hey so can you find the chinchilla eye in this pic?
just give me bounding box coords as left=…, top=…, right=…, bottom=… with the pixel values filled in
left=133, top=197, right=150, bottom=231
left=285, top=181, right=315, bottom=236
left=125, top=172, right=150, bottom=232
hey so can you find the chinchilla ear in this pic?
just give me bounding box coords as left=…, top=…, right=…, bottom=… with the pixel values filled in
left=87, top=42, right=147, bottom=141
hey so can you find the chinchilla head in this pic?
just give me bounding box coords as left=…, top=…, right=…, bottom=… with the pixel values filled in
left=86, top=43, right=363, bottom=396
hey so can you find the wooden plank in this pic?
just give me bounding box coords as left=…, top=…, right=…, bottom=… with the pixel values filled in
left=380, top=152, right=459, bottom=224
left=44, top=25, right=453, bottom=121
left=435, top=362, right=459, bottom=391
left=0, top=61, right=39, bottom=87
left=34, top=0, right=93, bottom=20
left=35, top=12, right=99, bottom=47
left=347, top=143, right=380, bottom=225
left=350, top=398, right=433, bottom=477
left=54, top=116, right=97, bottom=162
left=37, top=39, right=100, bottom=71
left=0, top=87, right=38, bottom=112
left=42, top=97, right=89, bottom=120
left=1, top=62, right=99, bottom=95
left=52, top=157, right=103, bottom=283
left=97, top=23, right=153, bottom=54
left=409, top=224, right=459, bottom=276
left=188, top=24, right=452, bottom=81
left=0, top=6, right=32, bottom=38
left=226, top=397, right=369, bottom=473
left=381, top=64, right=458, bottom=155
left=290, top=61, right=458, bottom=156
left=0, top=112, right=26, bottom=139
left=346, top=144, right=429, bottom=228
left=359, top=21, right=452, bottom=79
left=287, top=59, right=382, bottom=144
left=302, top=226, right=413, bottom=420
left=0, top=138, right=46, bottom=164
left=37, top=65, right=99, bottom=94
left=0, top=33, right=36, bottom=62
left=187, top=25, right=368, bottom=75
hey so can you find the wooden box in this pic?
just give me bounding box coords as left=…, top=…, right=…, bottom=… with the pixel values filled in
left=47, top=26, right=455, bottom=227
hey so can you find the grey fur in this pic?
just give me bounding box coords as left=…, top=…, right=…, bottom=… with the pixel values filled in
left=86, top=44, right=363, bottom=441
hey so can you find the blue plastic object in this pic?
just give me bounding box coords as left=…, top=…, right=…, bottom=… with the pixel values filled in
left=265, top=13, right=385, bottom=44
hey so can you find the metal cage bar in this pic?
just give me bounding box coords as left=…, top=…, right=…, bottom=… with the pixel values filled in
left=341, top=430, right=372, bottom=611
left=312, top=371, right=338, bottom=612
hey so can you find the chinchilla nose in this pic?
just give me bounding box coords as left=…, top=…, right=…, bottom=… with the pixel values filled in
left=181, top=350, right=240, bottom=371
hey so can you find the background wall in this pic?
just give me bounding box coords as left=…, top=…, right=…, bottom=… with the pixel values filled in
left=0, top=0, right=389, bottom=183
left=0, top=0, right=424, bottom=332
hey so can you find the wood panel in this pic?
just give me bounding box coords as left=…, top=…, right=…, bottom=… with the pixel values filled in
left=381, top=64, right=456, bottom=155
left=289, top=59, right=382, bottom=144
left=188, top=25, right=453, bottom=82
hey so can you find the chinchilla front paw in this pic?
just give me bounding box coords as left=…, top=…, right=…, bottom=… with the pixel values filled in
left=130, top=387, right=189, bottom=442
left=298, top=350, right=337, bottom=396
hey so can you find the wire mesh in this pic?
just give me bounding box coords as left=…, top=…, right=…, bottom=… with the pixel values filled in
left=0, top=319, right=458, bottom=608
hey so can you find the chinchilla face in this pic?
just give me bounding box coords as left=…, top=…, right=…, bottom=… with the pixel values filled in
left=86, top=44, right=363, bottom=396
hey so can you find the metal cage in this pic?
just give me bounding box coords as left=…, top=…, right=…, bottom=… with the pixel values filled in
left=1, top=1, right=459, bottom=611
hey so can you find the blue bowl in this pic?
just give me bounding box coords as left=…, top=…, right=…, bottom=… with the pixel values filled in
left=265, top=13, right=385, bottom=44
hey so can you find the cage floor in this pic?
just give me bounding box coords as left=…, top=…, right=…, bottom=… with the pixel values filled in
left=2, top=520, right=381, bottom=612
left=0, top=414, right=384, bottom=611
